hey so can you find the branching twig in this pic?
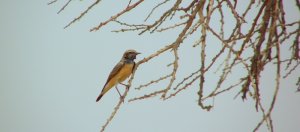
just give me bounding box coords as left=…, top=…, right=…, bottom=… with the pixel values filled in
left=90, top=0, right=144, bottom=32
left=50, top=0, right=300, bottom=131
left=64, top=0, right=101, bottom=29
left=135, top=74, right=172, bottom=90
left=100, top=59, right=140, bottom=132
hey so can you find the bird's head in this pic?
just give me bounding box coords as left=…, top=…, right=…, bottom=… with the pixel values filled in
left=123, top=49, right=141, bottom=60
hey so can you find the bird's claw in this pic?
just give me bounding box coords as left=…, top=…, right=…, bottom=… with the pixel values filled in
left=120, top=96, right=125, bottom=103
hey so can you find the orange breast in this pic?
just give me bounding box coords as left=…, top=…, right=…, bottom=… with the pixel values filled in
left=101, top=63, right=134, bottom=95
left=116, top=63, right=134, bottom=83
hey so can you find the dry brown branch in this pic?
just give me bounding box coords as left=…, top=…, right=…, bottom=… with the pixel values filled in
left=173, top=69, right=200, bottom=90
left=157, top=22, right=187, bottom=32
left=57, top=0, right=71, bottom=14
left=64, top=0, right=101, bottom=29
left=50, top=0, right=300, bottom=131
left=47, top=0, right=57, bottom=5
left=165, top=73, right=200, bottom=100
left=297, top=77, right=300, bottom=92
left=203, top=78, right=246, bottom=101
left=161, top=48, right=179, bottom=98
left=139, top=0, right=183, bottom=35
left=197, top=0, right=214, bottom=111
left=283, top=61, right=300, bottom=78
left=90, top=0, right=144, bottom=32
left=144, top=0, right=171, bottom=22
left=128, top=89, right=165, bottom=102
left=135, top=74, right=172, bottom=90
left=100, top=61, right=140, bottom=132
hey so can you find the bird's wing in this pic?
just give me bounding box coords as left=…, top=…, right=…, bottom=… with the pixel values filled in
left=96, top=60, right=125, bottom=102
left=104, top=60, right=125, bottom=87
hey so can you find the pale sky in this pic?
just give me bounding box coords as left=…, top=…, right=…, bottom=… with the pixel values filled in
left=0, top=0, right=299, bottom=132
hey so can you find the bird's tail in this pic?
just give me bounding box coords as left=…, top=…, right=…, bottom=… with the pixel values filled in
left=96, top=83, right=110, bottom=102
left=96, top=93, right=103, bottom=102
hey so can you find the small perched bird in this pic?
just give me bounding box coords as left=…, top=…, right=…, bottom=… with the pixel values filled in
left=96, top=49, right=140, bottom=102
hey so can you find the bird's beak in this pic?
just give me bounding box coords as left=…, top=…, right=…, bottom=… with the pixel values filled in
left=136, top=52, right=141, bottom=55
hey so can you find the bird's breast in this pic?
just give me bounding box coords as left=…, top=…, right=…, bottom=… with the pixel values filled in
left=117, top=63, right=134, bottom=82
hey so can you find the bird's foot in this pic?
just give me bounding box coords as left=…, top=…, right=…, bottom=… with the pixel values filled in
left=120, top=95, right=125, bottom=103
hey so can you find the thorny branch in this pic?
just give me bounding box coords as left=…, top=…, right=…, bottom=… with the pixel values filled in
left=50, top=0, right=300, bottom=131
left=100, top=62, right=139, bottom=132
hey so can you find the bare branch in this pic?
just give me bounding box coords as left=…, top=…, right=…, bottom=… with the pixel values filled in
left=135, top=74, right=172, bottom=90
left=144, top=0, right=171, bottom=22
left=57, top=0, right=72, bottom=14
left=47, top=0, right=58, bottom=5
left=90, top=0, right=144, bottom=32
left=64, top=0, right=101, bottom=29
left=50, top=0, right=300, bottom=131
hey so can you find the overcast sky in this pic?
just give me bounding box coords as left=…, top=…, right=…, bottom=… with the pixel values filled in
left=0, top=0, right=299, bottom=132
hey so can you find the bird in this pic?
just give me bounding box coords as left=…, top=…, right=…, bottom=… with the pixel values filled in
left=96, top=49, right=140, bottom=102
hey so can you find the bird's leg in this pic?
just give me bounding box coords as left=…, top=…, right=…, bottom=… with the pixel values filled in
left=115, top=85, right=125, bottom=103
left=115, top=85, right=122, bottom=97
